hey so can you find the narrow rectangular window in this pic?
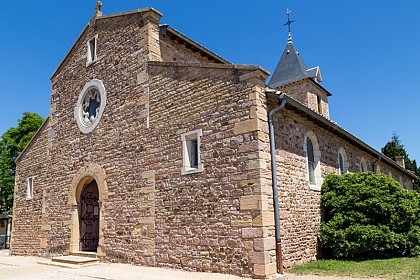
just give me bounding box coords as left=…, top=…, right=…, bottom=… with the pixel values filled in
left=87, top=36, right=98, bottom=65
left=89, top=39, right=96, bottom=60
left=27, top=177, right=34, bottom=199
left=338, top=153, right=344, bottom=174
left=306, top=138, right=316, bottom=185
left=317, top=95, right=322, bottom=114
left=187, top=139, right=198, bottom=168
left=181, top=129, right=203, bottom=175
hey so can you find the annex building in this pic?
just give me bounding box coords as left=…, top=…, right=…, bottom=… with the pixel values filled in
left=10, top=4, right=417, bottom=279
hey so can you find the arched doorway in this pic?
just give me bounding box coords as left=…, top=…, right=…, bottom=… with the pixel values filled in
left=69, top=163, right=108, bottom=258
left=79, top=180, right=99, bottom=252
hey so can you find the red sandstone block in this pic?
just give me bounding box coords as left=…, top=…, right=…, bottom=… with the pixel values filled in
left=243, top=241, right=253, bottom=251
left=253, top=237, right=275, bottom=251
left=249, top=251, right=270, bottom=264
left=253, top=262, right=277, bottom=277
left=241, top=228, right=264, bottom=238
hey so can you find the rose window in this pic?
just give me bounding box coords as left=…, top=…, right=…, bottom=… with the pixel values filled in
left=81, top=88, right=101, bottom=126
left=75, top=79, right=107, bottom=134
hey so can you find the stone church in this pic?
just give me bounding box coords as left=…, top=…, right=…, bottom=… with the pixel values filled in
left=10, top=3, right=416, bottom=279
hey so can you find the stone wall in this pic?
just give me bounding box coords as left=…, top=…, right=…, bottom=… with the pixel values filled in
left=160, top=34, right=215, bottom=63
left=147, top=62, right=275, bottom=277
left=269, top=102, right=414, bottom=268
left=278, top=79, right=330, bottom=119
left=11, top=119, right=50, bottom=255
left=13, top=9, right=162, bottom=258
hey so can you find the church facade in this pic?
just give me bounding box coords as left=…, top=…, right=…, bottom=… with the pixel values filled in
left=10, top=6, right=416, bottom=279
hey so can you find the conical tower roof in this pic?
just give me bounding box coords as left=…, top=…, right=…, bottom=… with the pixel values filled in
left=268, top=34, right=313, bottom=88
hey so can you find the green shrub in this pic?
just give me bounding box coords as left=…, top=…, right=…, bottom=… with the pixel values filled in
left=320, top=172, right=420, bottom=260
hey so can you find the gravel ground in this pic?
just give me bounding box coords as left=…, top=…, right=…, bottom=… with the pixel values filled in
left=0, top=250, right=386, bottom=280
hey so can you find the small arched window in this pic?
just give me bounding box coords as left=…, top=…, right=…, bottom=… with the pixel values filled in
left=338, top=153, right=345, bottom=174
left=375, top=164, right=381, bottom=174
left=337, top=147, right=349, bottom=174
left=360, top=157, right=367, bottom=172
left=305, top=131, right=322, bottom=190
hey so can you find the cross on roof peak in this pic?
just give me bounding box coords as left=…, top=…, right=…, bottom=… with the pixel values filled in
left=283, top=8, right=295, bottom=34
left=95, top=1, right=103, bottom=17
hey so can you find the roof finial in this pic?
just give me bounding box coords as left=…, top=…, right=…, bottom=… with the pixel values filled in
left=283, top=8, right=295, bottom=42
left=95, top=1, right=103, bottom=17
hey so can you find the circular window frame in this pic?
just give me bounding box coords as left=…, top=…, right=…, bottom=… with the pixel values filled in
left=74, top=79, right=107, bottom=134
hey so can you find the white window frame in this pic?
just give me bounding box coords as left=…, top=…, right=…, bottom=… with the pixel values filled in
left=26, top=176, right=35, bottom=200
left=337, top=147, right=349, bottom=175
left=181, top=128, right=204, bottom=175
left=74, top=79, right=107, bottom=134
left=181, top=129, right=204, bottom=175
left=304, top=131, right=322, bottom=191
left=86, top=35, right=98, bottom=66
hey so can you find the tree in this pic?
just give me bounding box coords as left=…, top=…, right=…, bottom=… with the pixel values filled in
left=382, top=132, right=420, bottom=191
left=0, top=112, right=43, bottom=214
left=382, top=133, right=406, bottom=160
left=320, top=173, right=420, bottom=260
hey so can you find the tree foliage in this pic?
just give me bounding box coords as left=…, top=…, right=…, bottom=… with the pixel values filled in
left=381, top=132, right=418, bottom=173
left=382, top=132, right=420, bottom=191
left=0, top=112, right=43, bottom=214
left=320, top=173, right=420, bottom=260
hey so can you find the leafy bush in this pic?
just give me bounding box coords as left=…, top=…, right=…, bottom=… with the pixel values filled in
left=320, top=172, right=420, bottom=260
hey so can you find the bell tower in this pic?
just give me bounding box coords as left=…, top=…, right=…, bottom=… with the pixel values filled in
left=268, top=9, right=331, bottom=119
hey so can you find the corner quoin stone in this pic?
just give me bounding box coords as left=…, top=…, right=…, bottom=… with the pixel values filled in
left=234, top=118, right=260, bottom=135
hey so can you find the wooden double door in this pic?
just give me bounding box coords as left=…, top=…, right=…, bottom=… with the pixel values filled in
left=80, top=180, right=99, bottom=252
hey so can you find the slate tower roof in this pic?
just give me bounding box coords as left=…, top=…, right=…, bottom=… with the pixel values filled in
left=268, top=34, right=323, bottom=89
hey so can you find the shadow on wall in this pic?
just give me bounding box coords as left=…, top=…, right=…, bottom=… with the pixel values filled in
left=316, top=198, right=325, bottom=260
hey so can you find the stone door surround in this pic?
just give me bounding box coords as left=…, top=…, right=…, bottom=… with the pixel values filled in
left=68, top=163, right=108, bottom=259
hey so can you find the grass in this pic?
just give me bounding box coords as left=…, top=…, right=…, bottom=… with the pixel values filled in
left=288, top=257, right=420, bottom=279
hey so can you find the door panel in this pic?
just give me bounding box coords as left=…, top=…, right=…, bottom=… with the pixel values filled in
left=80, top=181, right=99, bottom=252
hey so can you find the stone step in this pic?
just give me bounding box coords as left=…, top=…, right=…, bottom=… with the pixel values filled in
left=51, top=255, right=99, bottom=265
left=37, top=259, right=98, bottom=269
left=70, top=251, right=98, bottom=258
left=38, top=251, right=100, bottom=269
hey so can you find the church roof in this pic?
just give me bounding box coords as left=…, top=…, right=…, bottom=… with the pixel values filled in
left=159, top=25, right=229, bottom=64
left=268, top=34, right=329, bottom=96
left=268, top=36, right=308, bottom=88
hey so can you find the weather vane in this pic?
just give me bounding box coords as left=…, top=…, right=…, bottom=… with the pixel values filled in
left=283, top=8, right=295, bottom=33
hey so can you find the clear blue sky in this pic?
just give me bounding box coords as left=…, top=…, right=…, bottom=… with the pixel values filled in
left=1, top=1, right=419, bottom=161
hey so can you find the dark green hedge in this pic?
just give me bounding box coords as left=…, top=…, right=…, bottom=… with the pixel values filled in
left=320, top=172, right=420, bottom=260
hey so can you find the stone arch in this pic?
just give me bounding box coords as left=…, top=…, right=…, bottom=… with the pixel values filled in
left=68, top=163, right=108, bottom=258
left=337, top=147, right=349, bottom=174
